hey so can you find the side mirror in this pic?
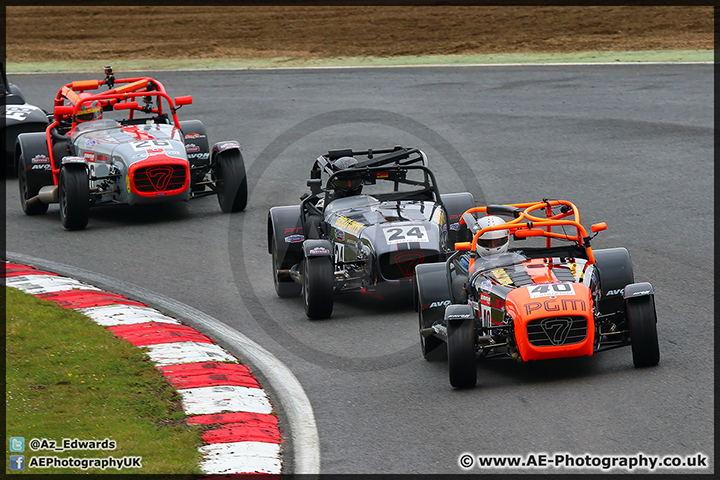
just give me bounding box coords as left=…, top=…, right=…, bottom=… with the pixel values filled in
left=174, top=95, right=193, bottom=106
left=54, top=105, right=74, bottom=120
left=307, top=178, right=322, bottom=195
left=461, top=212, right=478, bottom=233
left=114, top=101, right=139, bottom=111
left=591, top=222, right=608, bottom=233
left=454, top=242, right=472, bottom=251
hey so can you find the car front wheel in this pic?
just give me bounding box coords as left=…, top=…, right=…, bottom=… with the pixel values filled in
left=59, top=165, right=89, bottom=230
left=303, top=256, right=333, bottom=319
left=627, top=295, right=660, bottom=367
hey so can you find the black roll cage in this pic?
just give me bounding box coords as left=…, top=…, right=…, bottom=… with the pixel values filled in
left=300, top=145, right=445, bottom=234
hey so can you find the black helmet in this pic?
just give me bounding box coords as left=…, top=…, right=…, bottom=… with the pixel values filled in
left=331, top=156, right=363, bottom=197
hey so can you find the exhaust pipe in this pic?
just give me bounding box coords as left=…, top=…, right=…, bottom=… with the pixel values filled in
left=25, top=186, right=59, bottom=208
left=38, top=186, right=59, bottom=204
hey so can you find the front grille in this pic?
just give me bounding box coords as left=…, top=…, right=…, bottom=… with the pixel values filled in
left=133, top=165, right=187, bottom=193
left=379, top=250, right=440, bottom=280
left=526, top=316, right=587, bottom=347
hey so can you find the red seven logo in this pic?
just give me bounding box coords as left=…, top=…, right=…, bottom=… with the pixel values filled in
left=145, top=166, right=173, bottom=191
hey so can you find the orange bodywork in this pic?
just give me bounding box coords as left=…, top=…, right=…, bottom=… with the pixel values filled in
left=505, top=280, right=595, bottom=361
left=456, top=200, right=606, bottom=361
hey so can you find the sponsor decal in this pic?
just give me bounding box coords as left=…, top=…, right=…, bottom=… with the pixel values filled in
left=528, top=283, right=575, bottom=298
left=219, top=141, right=240, bottom=151
left=284, top=227, right=302, bottom=235
left=449, top=222, right=460, bottom=231
left=480, top=294, right=492, bottom=306
left=85, top=139, right=97, bottom=149
left=126, top=176, right=131, bottom=193
left=377, top=171, right=389, bottom=178
left=431, top=208, right=445, bottom=226
left=308, top=246, right=330, bottom=255
left=132, top=153, right=148, bottom=159
left=284, top=234, right=305, bottom=243
left=31, top=164, right=51, bottom=170
left=447, top=314, right=472, bottom=319
left=492, top=268, right=512, bottom=285
left=186, top=144, right=200, bottom=153
left=334, top=243, right=345, bottom=263
left=31, top=154, right=49, bottom=164
left=184, top=133, right=206, bottom=139
left=83, top=152, right=96, bottom=163
left=427, top=300, right=451, bottom=309
left=97, top=154, right=108, bottom=162
left=335, top=228, right=345, bottom=241
left=383, top=225, right=429, bottom=245
left=630, top=290, right=651, bottom=296
left=479, top=279, right=493, bottom=293
left=334, top=215, right=364, bottom=235
left=187, top=152, right=210, bottom=160
left=605, top=288, right=624, bottom=296
left=524, top=298, right=587, bottom=316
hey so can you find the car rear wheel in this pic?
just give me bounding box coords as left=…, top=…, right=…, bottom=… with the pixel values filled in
left=627, top=295, right=660, bottom=367
left=18, top=155, right=48, bottom=215
left=303, top=256, right=333, bottom=319
left=272, top=236, right=301, bottom=297
left=214, top=150, right=248, bottom=213
left=447, top=314, right=477, bottom=388
left=59, top=165, right=89, bottom=230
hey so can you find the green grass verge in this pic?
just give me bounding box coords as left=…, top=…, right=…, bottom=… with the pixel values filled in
left=5, top=287, right=204, bottom=475
left=5, top=49, right=713, bottom=74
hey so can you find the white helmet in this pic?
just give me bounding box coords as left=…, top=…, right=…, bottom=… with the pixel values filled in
left=475, top=215, right=509, bottom=256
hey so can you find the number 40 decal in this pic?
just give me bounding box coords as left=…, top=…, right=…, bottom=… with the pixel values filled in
left=382, top=225, right=429, bottom=245
left=528, top=283, right=575, bottom=298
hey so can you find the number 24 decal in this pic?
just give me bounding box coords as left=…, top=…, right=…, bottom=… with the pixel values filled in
left=383, top=225, right=428, bottom=244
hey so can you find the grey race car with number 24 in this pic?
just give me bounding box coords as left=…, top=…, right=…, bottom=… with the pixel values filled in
left=267, top=146, right=476, bottom=319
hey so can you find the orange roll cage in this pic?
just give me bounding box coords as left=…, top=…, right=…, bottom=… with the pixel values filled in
left=457, top=200, right=605, bottom=268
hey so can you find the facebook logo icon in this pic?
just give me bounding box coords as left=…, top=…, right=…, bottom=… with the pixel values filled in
left=10, top=455, right=25, bottom=470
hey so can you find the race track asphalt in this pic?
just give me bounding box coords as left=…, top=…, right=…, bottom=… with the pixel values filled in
left=5, top=62, right=714, bottom=474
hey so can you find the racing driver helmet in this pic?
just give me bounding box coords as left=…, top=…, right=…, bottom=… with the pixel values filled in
left=475, top=215, right=510, bottom=256
left=76, top=100, right=102, bottom=122
left=331, top=156, right=363, bottom=197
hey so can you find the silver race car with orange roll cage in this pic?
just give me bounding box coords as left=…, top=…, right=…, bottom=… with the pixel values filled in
left=268, top=146, right=476, bottom=319
left=15, top=67, right=247, bottom=230
left=414, top=199, right=659, bottom=388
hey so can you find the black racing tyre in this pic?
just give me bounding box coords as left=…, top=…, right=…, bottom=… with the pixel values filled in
left=447, top=316, right=477, bottom=388
left=215, top=150, right=248, bottom=213
left=416, top=280, right=446, bottom=361
left=272, top=235, right=301, bottom=298
left=627, top=295, right=660, bottom=368
left=58, top=165, right=89, bottom=230
left=303, top=256, right=333, bottom=319
left=18, top=155, right=48, bottom=215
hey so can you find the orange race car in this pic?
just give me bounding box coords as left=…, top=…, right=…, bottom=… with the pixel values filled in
left=15, top=67, right=247, bottom=230
left=414, top=199, right=659, bottom=388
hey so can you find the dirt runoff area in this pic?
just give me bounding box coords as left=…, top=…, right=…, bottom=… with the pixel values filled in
left=5, top=6, right=713, bottom=63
